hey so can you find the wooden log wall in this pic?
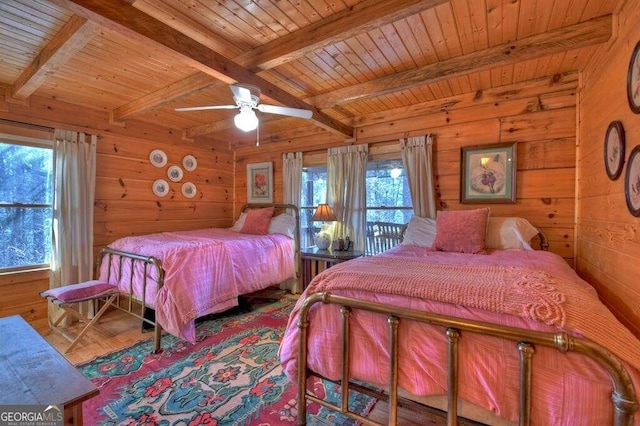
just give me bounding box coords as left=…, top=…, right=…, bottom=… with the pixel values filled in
left=0, top=90, right=233, bottom=332
left=577, top=0, right=640, bottom=338
left=235, top=73, right=578, bottom=264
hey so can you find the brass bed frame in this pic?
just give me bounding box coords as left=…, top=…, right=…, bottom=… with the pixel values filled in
left=97, top=203, right=301, bottom=353
left=295, top=230, right=638, bottom=426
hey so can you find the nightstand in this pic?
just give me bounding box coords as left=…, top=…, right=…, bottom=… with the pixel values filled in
left=300, top=247, right=364, bottom=289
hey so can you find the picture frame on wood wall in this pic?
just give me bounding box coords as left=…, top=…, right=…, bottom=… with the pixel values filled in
left=247, top=162, right=273, bottom=203
left=460, top=142, right=517, bottom=204
left=604, top=121, right=625, bottom=180
left=624, top=145, right=640, bottom=217
left=627, top=40, right=640, bottom=114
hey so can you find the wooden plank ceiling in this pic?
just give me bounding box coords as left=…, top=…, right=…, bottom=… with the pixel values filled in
left=0, top=0, right=621, bottom=147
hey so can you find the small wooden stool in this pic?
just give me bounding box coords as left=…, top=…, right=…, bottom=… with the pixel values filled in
left=40, top=280, right=119, bottom=353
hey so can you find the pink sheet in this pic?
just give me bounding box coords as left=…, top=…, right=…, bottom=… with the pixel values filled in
left=279, top=245, right=640, bottom=425
left=100, top=228, right=295, bottom=342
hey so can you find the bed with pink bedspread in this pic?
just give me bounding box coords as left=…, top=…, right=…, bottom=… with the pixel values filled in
left=99, top=204, right=299, bottom=350
left=279, top=245, right=640, bottom=425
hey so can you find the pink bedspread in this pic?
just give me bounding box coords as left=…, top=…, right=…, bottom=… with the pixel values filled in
left=279, top=245, right=640, bottom=425
left=100, top=228, right=295, bottom=342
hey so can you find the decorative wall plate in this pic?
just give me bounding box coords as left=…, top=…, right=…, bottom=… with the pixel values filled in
left=149, top=149, right=167, bottom=167
left=152, top=179, right=169, bottom=197
left=167, top=165, right=183, bottom=182
left=604, top=121, right=625, bottom=180
left=625, top=145, right=640, bottom=217
left=181, top=182, right=197, bottom=198
left=183, top=155, right=197, bottom=171
left=627, top=40, right=640, bottom=114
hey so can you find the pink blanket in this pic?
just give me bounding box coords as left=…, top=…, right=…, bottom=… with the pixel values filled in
left=279, top=245, right=640, bottom=425
left=101, top=228, right=295, bottom=342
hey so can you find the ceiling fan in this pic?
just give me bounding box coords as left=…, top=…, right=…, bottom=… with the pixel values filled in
left=175, top=84, right=313, bottom=132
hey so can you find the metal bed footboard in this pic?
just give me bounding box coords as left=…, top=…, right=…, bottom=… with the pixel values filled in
left=98, top=247, right=164, bottom=353
left=297, top=292, right=639, bottom=426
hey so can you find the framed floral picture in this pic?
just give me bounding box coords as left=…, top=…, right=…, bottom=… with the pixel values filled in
left=625, top=145, right=640, bottom=217
left=460, top=142, right=517, bottom=204
left=604, top=121, right=625, bottom=180
left=627, top=40, right=640, bottom=114
left=247, top=162, right=273, bottom=203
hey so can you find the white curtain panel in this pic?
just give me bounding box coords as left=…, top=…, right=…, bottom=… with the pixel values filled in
left=49, top=129, right=97, bottom=321
left=400, top=135, right=436, bottom=219
left=282, top=152, right=303, bottom=293
left=282, top=152, right=302, bottom=209
left=327, top=144, right=368, bottom=252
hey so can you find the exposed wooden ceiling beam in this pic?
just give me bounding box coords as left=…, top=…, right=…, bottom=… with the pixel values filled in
left=308, top=15, right=612, bottom=109
left=11, top=15, right=99, bottom=101
left=112, top=73, right=221, bottom=122
left=111, top=0, right=447, bottom=128
left=52, top=0, right=353, bottom=138
left=131, top=0, right=243, bottom=59
left=234, top=0, right=450, bottom=72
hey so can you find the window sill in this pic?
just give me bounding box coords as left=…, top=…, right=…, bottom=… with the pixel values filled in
left=0, top=268, right=51, bottom=285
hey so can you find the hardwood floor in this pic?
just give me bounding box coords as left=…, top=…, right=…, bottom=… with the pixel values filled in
left=39, top=295, right=450, bottom=425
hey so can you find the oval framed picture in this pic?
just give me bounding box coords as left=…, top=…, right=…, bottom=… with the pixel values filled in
left=149, top=149, right=167, bottom=167
left=183, top=154, right=197, bottom=172
left=625, top=145, right=640, bottom=217
left=152, top=179, right=169, bottom=197
left=181, top=182, right=197, bottom=198
left=167, top=165, right=183, bottom=182
left=627, top=40, right=640, bottom=114
left=604, top=121, right=625, bottom=180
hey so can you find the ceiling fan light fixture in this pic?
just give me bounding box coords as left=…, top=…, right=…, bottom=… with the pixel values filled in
left=234, top=108, right=258, bottom=132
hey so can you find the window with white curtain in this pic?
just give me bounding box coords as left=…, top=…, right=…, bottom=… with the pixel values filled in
left=0, top=139, right=53, bottom=272
left=300, top=159, right=412, bottom=253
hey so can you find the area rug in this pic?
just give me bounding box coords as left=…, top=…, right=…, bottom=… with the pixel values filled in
left=78, top=297, right=376, bottom=425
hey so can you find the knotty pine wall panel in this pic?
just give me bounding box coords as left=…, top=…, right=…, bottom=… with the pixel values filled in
left=577, top=0, right=640, bottom=337
left=0, top=94, right=233, bottom=330
left=234, top=74, right=578, bottom=264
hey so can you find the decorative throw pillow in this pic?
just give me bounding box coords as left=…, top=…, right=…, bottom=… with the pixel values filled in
left=240, top=207, right=275, bottom=235
left=230, top=212, right=247, bottom=231
left=402, top=216, right=437, bottom=247
left=431, top=208, right=490, bottom=254
left=268, top=213, right=296, bottom=238
left=486, top=217, right=539, bottom=250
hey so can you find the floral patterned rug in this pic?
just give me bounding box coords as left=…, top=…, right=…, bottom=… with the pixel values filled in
left=78, top=297, right=376, bottom=425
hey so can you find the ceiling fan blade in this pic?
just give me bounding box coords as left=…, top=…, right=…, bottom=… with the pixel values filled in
left=257, top=104, right=313, bottom=119
left=174, top=105, right=238, bottom=112
left=229, top=84, right=253, bottom=104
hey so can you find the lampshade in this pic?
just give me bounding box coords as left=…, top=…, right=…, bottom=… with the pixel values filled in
left=234, top=108, right=258, bottom=132
left=311, top=203, right=337, bottom=222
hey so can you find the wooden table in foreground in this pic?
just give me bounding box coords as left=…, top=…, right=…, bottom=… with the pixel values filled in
left=0, top=315, right=98, bottom=425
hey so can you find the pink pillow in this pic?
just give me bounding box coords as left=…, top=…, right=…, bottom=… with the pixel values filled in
left=240, top=207, right=275, bottom=235
left=431, top=208, right=490, bottom=254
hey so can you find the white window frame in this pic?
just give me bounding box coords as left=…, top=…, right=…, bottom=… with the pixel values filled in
left=0, top=133, right=53, bottom=273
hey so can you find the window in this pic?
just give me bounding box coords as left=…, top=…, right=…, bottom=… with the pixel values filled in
left=365, top=160, right=412, bottom=255
left=300, top=159, right=412, bottom=253
left=0, top=140, right=53, bottom=272
left=300, top=166, right=327, bottom=248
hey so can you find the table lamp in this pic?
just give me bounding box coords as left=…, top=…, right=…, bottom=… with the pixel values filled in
left=311, top=203, right=337, bottom=250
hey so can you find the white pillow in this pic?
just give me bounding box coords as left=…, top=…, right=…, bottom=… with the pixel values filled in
left=401, top=216, right=436, bottom=248
left=268, top=213, right=296, bottom=238
left=486, top=217, right=539, bottom=250
left=230, top=212, right=247, bottom=231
